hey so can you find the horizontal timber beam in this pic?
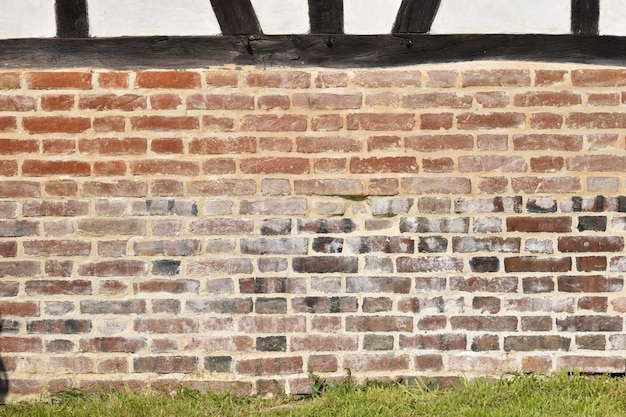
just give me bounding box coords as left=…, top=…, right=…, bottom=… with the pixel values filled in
left=1, top=34, right=626, bottom=69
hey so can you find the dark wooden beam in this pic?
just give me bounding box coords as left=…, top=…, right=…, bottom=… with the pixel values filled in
left=571, top=0, right=600, bottom=35
left=393, top=0, right=442, bottom=34
left=55, top=0, right=89, bottom=38
left=210, top=0, right=262, bottom=35
left=308, top=0, right=343, bottom=34
left=1, top=35, right=626, bottom=69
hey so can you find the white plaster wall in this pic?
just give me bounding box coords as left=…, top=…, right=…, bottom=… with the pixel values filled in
left=251, top=0, right=310, bottom=34
left=344, top=0, right=403, bottom=34
left=431, top=0, right=570, bottom=34
left=0, top=1, right=56, bottom=38
left=600, top=0, right=626, bottom=36
left=88, top=0, right=221, bottom=37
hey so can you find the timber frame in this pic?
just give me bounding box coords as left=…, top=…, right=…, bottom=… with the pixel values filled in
left=0, top=0, right=622, bottom=69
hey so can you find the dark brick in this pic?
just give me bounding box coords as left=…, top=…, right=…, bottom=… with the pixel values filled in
left=471, top=335, right=500, bottom=352
left=578, top=216, right=607, bottom=232
left=255, top=298, right=287, bottom=314
left=205, top=356, right=231, bottom=372
left=363, top=335, right=394, bottom=350
left=292, top=297, right=358, bottom=314
left=504, top=336, right=571, bottom=351
left=293, top=257, right=358, bottom=273
left=151, top=259, right=181, bottom=276
left=418, top=236, right=448, bottom=253
left=256, top=336, right=286, bottom=352
left=313, top=237, right=344, bottom=253
left=522, top=277, right=554, bottom=293
left=576, top=335, right=606, bottom=350
left=470, top=257, right=500, bottom=273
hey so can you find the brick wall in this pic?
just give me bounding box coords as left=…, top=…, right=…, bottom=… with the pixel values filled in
left=2, top=63, right=626, bottom=399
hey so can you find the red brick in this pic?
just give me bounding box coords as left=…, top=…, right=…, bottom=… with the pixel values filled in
left=315, top=71, right=348, bottom=88
left=25, top=71, right=92, bottom=89
left=240, top=157, right=309, bottom=174
left=568, top=155, right=626, bottom=172
left=313, top=158, right=346, bottom=174
left=0, top=301, right=39, bottom=316
left=93, top=116, right=125, bottom=132
left=352, top=70, right=421, bottom=88
left=245, top=71, right=310, bottom=88
left=558, top=236, right=624, bottom=252
left=347, top=113, right=415, bottom=131
left=98, top=72, right=129, bottom=88
left=0, top=95, right=36, bottom=111
left=189, top=218, right=253, bottom=235
left=0, top=241, right=17, bottom=257
left=531, top=156, right=564, bottom=172
left=79, top=260, right=147, bottom=277
left=513, top=134, right=582, bottom=151
left=236, top=356, right=302, bottom=376
left=23, top=116, right=90, bottom=133
left=151, top=138, right=183, bottom=154
left=514, top=91, right=581, bottom=107
left=589, top=93, right=620, bottom=106
left=457, top=112, right=525, bottom=129
left=504, top=257, right=572, bottom=272
left=129, top=160, right=199, bottom=176
left=557, top=355, right=625, bottom=373
left=511, top=176, right=581, bottom=193
left=202, top=158, right=236, bottom=174
left=567, top=112, right=626, bottom=129
left=577, top=256, right=607, bottom=272
left=308, top=355, right=338, bottom=372
left=0, top=337, right=42, bottom=352
left=189, top=137, right=256, bottom=154
left=0, top=160, right=17, bottom=176
left=131, top=116, right=198, bottom=131
left=350, top=156, right=417, bottom=173
left=135, top=71, right=201, bottom=88
left=420, top=112, right=453, bottom=130
left=344, top=353, right=409, bottom=371
left=206, top=71, right=239, bottom=87
left=401, top=177, right=471, bottom=194
left=451, top=316, right=517, bottom=331
left=427, top=70, right=457, bottom=87
left=293, top=93, right=361, bottom=109
left=257, top=94, right=290, bottom=110
left=188, top=179, right=255, bottom=196
left=26, top=280, right=90, bottom=295
left=149, top=94, right=182, bottom=110
left=0, top=139, right=38, bottom=154
left=366, top=136, right=400, bottom=152
left=296, top=136, right=361, bottom=153
left=44, top=180, right=75, bottom=197
left=93, top=161, right=126, bottom=176
left=237, top=316, right=305, bottom=333
left=415, top=355, right=444, bottom=371
left=461, top=70, right=530, bottom=87
left=22, top=160, right=90, bottom=177
left=82, top=180, right=148, bottom=198
left=0, top=116, right=16, bottom=131
left=422, top=157, right=454, bottom=173
left=535, top=70, right=566, bottom=86
left=24, top=240, right=90, bottom=256
left=478, top=177, right=508, bottom=193
left=365, top=92, right=399, bottom=107
left=405, top=134, right=473, bottom=151
left=41, top=94, right=74, bottom=111
left=0, top=72, right=21, bottom=89
left=346, top=316, right=412, bottom=332
left=240, top=114, right=307, bottom=133
left=44, top=260, right=73, bottom=277
left=530, top=112, right=563, bottom=129
left=187, top=93, right=254, bottom=110
left=403, top=93, right=472, bottom=108
left=134, top=356, right=198, bottom=373
left=311, top=114, right=343, bottom=131
left=571, top=69, right=626, bottom=86
left=476, top=91, right=509, bottom=108
left=42, top=139, right=75, bottom=155
left=79, top=94, right=146, bottom=111
left=507, top=217, right=572, bottom=233
left=202, top=115, right=235, bottom=131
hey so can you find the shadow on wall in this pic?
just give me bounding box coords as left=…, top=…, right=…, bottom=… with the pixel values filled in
left=0, top=314, right=8, bottom=404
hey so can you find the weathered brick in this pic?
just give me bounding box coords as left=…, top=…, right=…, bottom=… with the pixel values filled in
left=504, top=336, right=570, bottom=351
left=452, top=237, right=520, bottom=253
left=347, top=113, right=415, bottom=131
left=293, top=257, right=358, bottom=273
left=241, top=115, right=307, bottom=132
left=461, top=70, right=530, bottom=87
left=457, top=112, right=525, bottom=129
left=557, top=275, right=623, bottom=292
left=245, top=71, right=310, bottom=88
left=557, top=316, right=622, bottom=332
left=450, top=277, right=518, bottom=293
left=513, top=134, right=582, bottom=151
left=403, top=93, right=472, bottom=108
left=401, top=177, right=471, bottom=194
left=187, top=93, right=254, bottom=110
left=514, top=91, right=581, bottom=107
left=397, top=256, right=463, bottom=273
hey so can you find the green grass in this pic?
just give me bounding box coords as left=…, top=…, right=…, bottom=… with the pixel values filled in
left=2, top=371, right=626, bottom=417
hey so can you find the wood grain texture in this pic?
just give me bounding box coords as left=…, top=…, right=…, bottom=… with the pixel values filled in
left=393, top=0, right=442, bottom=34
left=0, top=35, right=625, bottom=69
left=55, top=0, right=89, bottom=38
left=210, top=0, right=262, bottom=35
left=309, top=0, right=344, bottom=34
left=571, top=0, right=600, bottom=35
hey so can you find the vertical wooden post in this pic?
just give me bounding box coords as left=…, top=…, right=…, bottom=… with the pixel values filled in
left=309, top=0, right=344, bottom=34
left=55, top=0, right=89, bottom=38
left=571, top=0, right=599, bottom=35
